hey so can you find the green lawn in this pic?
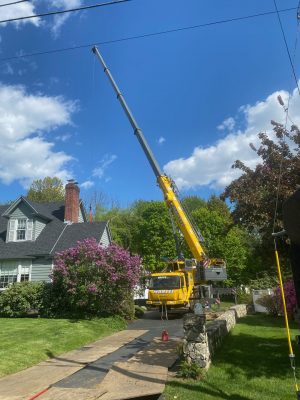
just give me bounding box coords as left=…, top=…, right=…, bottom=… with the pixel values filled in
left=165, top=314, right=300, bottom=400
left=0, top=316, right=126, bottom=377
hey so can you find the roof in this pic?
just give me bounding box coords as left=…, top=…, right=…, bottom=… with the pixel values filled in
left=0, top=200, right=109, bottom=260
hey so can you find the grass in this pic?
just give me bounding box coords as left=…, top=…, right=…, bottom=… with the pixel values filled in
left=210, top=300, right=236, bottom=312
left=165, top=314, right=300, bottom=400
left=0, top=316, right=126, bottom=377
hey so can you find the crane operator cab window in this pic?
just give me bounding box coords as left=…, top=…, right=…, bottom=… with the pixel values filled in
left=149, top=276, right=181, bottom=290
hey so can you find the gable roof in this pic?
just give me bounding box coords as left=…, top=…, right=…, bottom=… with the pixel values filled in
left=0, top=200, right=109, bottom=260
left=1, top=197, right=86, bottom=222
left=51, top=222, right=109, bottom=254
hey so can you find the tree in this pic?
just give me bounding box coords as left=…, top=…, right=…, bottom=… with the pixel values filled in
left=222, top=123, right=300, bottom=273
left=189, top=200, right=254, bottom=285
left=95, top=206, right=135, bottom=249
left=182, top=196, right=206, bottom=213
left=130, top=200, right=177, bottom=272
left=27, top=177, right=65, bottom=202
left=91, top=194, right=255, bottom=283
left=222, top=124, right=300, bottom=234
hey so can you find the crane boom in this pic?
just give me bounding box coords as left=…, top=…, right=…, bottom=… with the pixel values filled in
left=92, top=46, right=206, bottom=261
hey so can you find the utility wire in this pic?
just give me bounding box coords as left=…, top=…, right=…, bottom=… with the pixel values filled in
left=273, top=0, right=300, bottom=96
left=0, top=0, right=29, bottom=7
left=0, top=0, right=131, bottom=24
left=0, top=5, right=297, bottom=63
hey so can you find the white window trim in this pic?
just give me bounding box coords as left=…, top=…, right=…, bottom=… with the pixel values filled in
left=7, top=218, right=34, bottom=242
left=0, top=260, right=32, bottom=290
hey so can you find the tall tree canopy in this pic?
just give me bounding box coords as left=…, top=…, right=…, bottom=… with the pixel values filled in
left=222, top=123, right=300, bottom=273
left=94, top=195, right=255, bottom=284
left=27, top=177, right=65, bottom=203
left=222, top=123, right=300, bottom=235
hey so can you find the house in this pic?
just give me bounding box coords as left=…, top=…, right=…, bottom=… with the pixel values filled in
left=0, top=181, right=112, bottom=290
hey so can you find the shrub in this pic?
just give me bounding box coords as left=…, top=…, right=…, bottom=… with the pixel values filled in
left=134, top=305, right=145, bottom=318
left=179, top=361, right=205, bottom=380
left=237, top=288, right=253, bottom=305
left=256, top=294, right=281, bottom=316
left=274, top=280, right=296, bottom=317
left=50, top=239, right=141, bottom=319
left=0, top=282, right=44, bottom=317
left=255, top=280, right=296, bottom=317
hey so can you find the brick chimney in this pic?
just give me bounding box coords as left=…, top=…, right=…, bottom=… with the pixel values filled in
left=64, top=180, right=80, bottom=223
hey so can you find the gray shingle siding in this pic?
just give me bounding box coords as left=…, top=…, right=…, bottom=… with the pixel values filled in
left=34, top=218, right=46, bottom=240
left=100, top=227, right=111, bottom=247
left=10, top=202, right=32, bottom=219
left=31, top=258, right=52, bottom=282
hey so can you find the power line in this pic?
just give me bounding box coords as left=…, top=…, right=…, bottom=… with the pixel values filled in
left=0, top=0, right=131, bottom=24
left=273, top=0, right=300, bottom=96
left=0, top=0, right=29, bottom=7
left=0, top=5, right=297, bottom=63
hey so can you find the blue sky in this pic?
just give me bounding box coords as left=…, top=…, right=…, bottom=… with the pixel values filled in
left=0, top=0, right=299, bottom=208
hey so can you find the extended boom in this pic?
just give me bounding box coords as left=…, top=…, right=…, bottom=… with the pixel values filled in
left=92, top=46, right=227, bottom=311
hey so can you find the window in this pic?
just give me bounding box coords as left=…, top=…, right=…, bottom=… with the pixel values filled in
left=20, top=265, right=30, bottom=282
left=7, top=218, right=33, bottom=242
left=0, top=262, right=31, bottom=289
left=17, top=219, right=26, bottom=240
left=149, top=276, right=181, bottom=290
left=0, top=263, right=18, bottom=289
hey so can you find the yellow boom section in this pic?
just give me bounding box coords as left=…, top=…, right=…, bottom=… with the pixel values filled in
left=157, top=175, right=206, bottom=261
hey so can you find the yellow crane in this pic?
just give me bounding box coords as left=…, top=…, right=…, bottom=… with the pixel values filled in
left=93, top=46, right=227, bottom=311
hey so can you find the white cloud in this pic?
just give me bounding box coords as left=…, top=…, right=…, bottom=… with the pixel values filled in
left=49, top=0, right=82, bottom=37
left=93, top=154, right=117, bottom=179
left=217, top=117, right=235, bottom=131
left=164, top=86, right=300, bottom=190
left=80, top=180, right=94, bottom=190
left=55, top=133, right=72, bottom=142
left=0, top=84, right=76, bottom=187
left=158, top=136, right=166, bottom=145
left=0, top=0, right=40, bottom=27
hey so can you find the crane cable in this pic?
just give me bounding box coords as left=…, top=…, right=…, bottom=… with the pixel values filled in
left=272, top=6, right=300, bottom=398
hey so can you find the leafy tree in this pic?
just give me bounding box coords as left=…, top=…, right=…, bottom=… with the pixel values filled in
left=130, top=200, right=177, bottom=272
left=95, top=206, right=135, bottom=249
left=27, top=177, right=65, bottom=202
left=222, top=123, right=300, bottom=273
left=92, top=194, right=256, bottom=283
left=222, top=123, right=300, bottom=236
left=182, top=196, right=206, bottom=213
left=189, top=201, right=253, bottom=285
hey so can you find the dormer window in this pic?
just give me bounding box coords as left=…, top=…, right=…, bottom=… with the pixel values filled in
left=17, top=219, right=26, bottom=240
left=7, top=218, right=33, bottom=242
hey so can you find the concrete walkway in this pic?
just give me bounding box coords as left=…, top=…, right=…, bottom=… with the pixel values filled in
left=0, top=311, right=182, bottom=400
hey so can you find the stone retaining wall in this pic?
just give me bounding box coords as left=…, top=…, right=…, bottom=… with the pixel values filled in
left=183, top=304, right=247, bottom=369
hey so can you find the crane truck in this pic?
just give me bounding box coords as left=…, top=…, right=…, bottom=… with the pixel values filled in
left=92, top=46, right=227, bottom=312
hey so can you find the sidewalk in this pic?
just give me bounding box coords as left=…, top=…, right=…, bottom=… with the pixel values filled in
left=0, top=312, right=182, bottom=400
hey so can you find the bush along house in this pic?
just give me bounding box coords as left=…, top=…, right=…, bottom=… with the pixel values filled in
left=0, top=180, right=112, bottom=290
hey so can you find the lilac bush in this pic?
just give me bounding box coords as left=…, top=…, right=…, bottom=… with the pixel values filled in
left=50, top=238, right=141, bottom=318
left=274, top=280, right=296, bottom=318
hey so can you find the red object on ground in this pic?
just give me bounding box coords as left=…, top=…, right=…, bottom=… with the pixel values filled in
left=161, top=329, right=169, bottom=341
left=27, top=387, right=49, bottom=400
